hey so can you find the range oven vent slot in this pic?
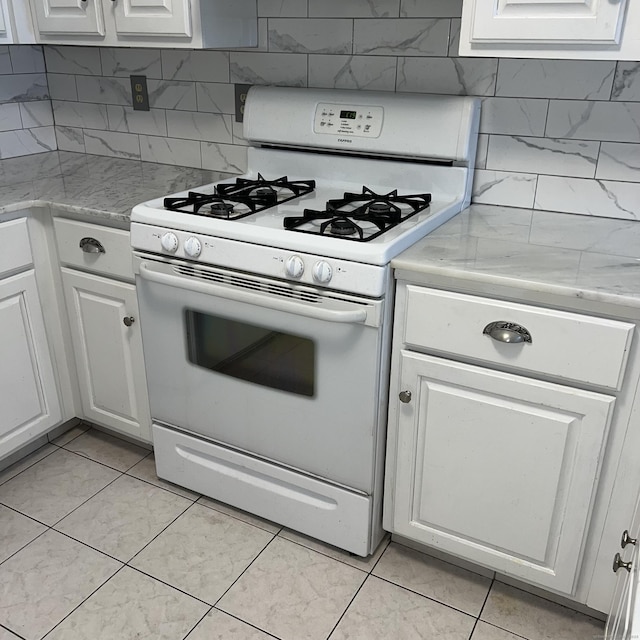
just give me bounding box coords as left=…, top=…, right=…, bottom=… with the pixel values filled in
left=174, top=264, right=322, bottom=304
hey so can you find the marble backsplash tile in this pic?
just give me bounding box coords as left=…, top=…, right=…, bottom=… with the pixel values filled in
left=2, top=2, right=640, bottom=218
left=0, top=44, right=55, bottom=159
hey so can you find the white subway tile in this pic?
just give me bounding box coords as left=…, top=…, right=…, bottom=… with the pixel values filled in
left=201, top=141, right=248, bottom=174
left=309, top=0, right=400, bottom=17
left=472, top=169, right=537, bottom=208
left=355, top=18, right=449, bottom=56
left=196, top=83, right=236, bottom=114
left=496, top=59, right=615, bottom=100
left=0, top=103, right=22, bottom=131
left=269, top=19, right=353, bottom=54
left=479, top=97, right=548, bottom=136
left=44, top=45, right=102, bottom=75
left=400, top=0, right=462, bottom=17
left=232, top=121, right=248, bottom=146
left=84, top=129, right=141, bottom=160
left=230, top=52, right=307, bottom=86
left=161, top=50, right=229, bottom=83
left=107, top=106, right=168, bottom=137
left=309, top=55, right=396, bottom=91
left=486, top=135, right=598, bottom=178
left=53, top=100, right=108, bottom=130
left=20, top=101, right=54, bottom=128
left=147, top=80, right=197, bottom=111
left=258, top=0, right=307, bottom=17
left=596, top=143, right=640, bottom=181
left=47, top=74, right=77, bottom=101
left=0, top=126, right=56, bottom=159
left=448, top=18, right=460, bottom=56
left=611, top=62, right=640, bottom=102
left=397, top=57, right=497, bottom=96
left=535, top=176, right=640, bottom=220
left=100, top=48, right=162, bottom=79
left=166, top=111, right=233, bottom=144
left=546, top=100, right=640, bottom=143
left=76, top=76, right=131, bottom=106
left=9, top=46, right=45, bottom=73
left=0, top=74, right=49, bottom=103
left=140, top=135, right=201, bottom=167
left=475, top=134, right=488, bottom=169
left=55, top=125, right=85, bottom=153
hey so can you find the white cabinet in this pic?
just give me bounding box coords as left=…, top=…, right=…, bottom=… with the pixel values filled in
left=30, top=0, right=257, bottom=48
left=385, top=282, right=635, bottom=597
left=0, top=219, right=62, bottom=461
left=391, top=351, right=614, bottom=594
left=61, top=268, right=151, bottom=442
left=0, top=0, right=36, bottom=43
left=460, top=0, right=640, bottom=59
left=54, top=217, right=151, bottom=443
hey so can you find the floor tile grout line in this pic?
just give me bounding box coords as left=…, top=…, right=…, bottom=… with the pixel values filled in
left=209, top=608, right=283, bottom=640
left=371, top=573, right=481, bottom=620
left=180, top=605, right=215, bottom=640
left=479, top=620, right=531, bottom=640
left=0, top=443, right=58, bottom=488
left=0, top=622, right=26, bottom=640
left=0, top=525, right=50, bottom=570
left=123, top=468, right=202, bottom=501
left=39, top=564, right=128, bottom=640
left=326, top=569, right=371, bottom=639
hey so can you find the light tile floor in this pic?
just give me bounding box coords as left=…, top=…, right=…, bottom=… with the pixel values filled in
left=0, top=426, right=607, bottom=640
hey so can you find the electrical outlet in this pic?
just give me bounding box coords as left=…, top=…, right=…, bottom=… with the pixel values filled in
left=130, top=75, right=150, bottom=111
left=235, top=84, right=252, bottom=123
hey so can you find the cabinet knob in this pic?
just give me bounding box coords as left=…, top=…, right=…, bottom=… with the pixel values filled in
left=483, top=321, right=532, bottom=344
left=622, top=530, right=637, bottom=549
left=399, top=390, right=412, bottom=404
left=613, top=552, right=632, bottom=573
left=123, top=316, right=135, bottom=327
left=79, top=237, right=105, bottom=254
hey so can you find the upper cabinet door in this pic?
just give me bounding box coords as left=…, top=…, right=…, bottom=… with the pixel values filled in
left=32, top=0, right=105, bottom=36
left=465, top=0, right=628, bottom=45
left=112, top=0, right=191, bottom=37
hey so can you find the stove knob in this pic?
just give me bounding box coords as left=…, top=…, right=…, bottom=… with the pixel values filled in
left=160, top=232, right=179, bottom=253
left=285, top=255, right=305, bottom=279
left=312, top=261, right=333, bottom=284
left=184, top=236, right=202, bottom=258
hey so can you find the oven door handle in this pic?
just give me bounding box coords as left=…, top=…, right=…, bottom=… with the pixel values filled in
left=138, top=262, right=370, bottom=325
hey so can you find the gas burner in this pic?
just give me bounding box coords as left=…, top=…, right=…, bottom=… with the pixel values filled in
left=216, top=173, right=315, bottom=205
left=209, top=202, right=236, bottom=218
left=283, top=187, right=432, bottom=242
left=330, top=218, right=358, bottom=236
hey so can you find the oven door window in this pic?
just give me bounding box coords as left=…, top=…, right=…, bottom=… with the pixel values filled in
left=185, top=310, right=315, bottom=397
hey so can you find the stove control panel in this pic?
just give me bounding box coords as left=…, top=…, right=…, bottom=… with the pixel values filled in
left=160, top=232, right=179, bottom=253
left=314, top=103, right=384, bottom=138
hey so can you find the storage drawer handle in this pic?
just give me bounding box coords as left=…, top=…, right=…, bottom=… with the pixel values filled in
left=622, top=530, right=637, bottom=549
left=79, top=237, right=105, bottom=254
left=483, top=321, right=532, bottom=344
left=613, top=552, right=632, bottom=573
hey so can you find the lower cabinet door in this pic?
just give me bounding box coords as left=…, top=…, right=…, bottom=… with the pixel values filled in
left=389, top=351, right=615, bottom=595
left=61, top=268, right=151, bottom=442
left=0, top=270, right=62, bottom=458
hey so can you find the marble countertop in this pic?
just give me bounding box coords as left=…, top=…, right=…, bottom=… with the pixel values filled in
left=392, top=204, right=640, bottom=311
left=0, top=151, right=232, bottom=224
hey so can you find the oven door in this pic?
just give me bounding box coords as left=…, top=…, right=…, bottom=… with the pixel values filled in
left=134, top=255, right=386, bottom=493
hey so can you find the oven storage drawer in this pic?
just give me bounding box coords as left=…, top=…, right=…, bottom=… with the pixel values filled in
left=403, top=286, right=634, bottom=390
left=54, top=218, right=133, bottom=281
left=153, top=423, right=373, bottom=556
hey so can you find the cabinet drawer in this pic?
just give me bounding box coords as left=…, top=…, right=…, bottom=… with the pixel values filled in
left=0, top=218, right=32, bottom=277
left=403, top=286, right=634, bottom=390
left=54, top=218, right=133, bottom=281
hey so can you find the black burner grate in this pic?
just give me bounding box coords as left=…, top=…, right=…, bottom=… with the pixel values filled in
left=283, top=187, right=432, bottom=241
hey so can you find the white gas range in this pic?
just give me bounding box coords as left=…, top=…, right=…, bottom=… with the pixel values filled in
left=130, top=86, right=480, bottom=556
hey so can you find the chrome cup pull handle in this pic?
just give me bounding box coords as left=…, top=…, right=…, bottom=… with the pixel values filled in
left=79, top=237, right=106, bottom=254
left=483, top=321, right=532, bottom=344
left=613, top=552, right=632, bottom=573
left=622, top=530, right=637, bottom=549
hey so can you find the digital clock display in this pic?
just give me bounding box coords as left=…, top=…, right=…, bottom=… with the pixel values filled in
left=340, top=110, right=357, bottom=120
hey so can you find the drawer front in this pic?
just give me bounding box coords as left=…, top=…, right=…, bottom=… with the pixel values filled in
left=403, top=285, right=634, bottom=390
left=0, top=218, right=32, bottom=277
left=54, top=218, right=133, bottom=281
